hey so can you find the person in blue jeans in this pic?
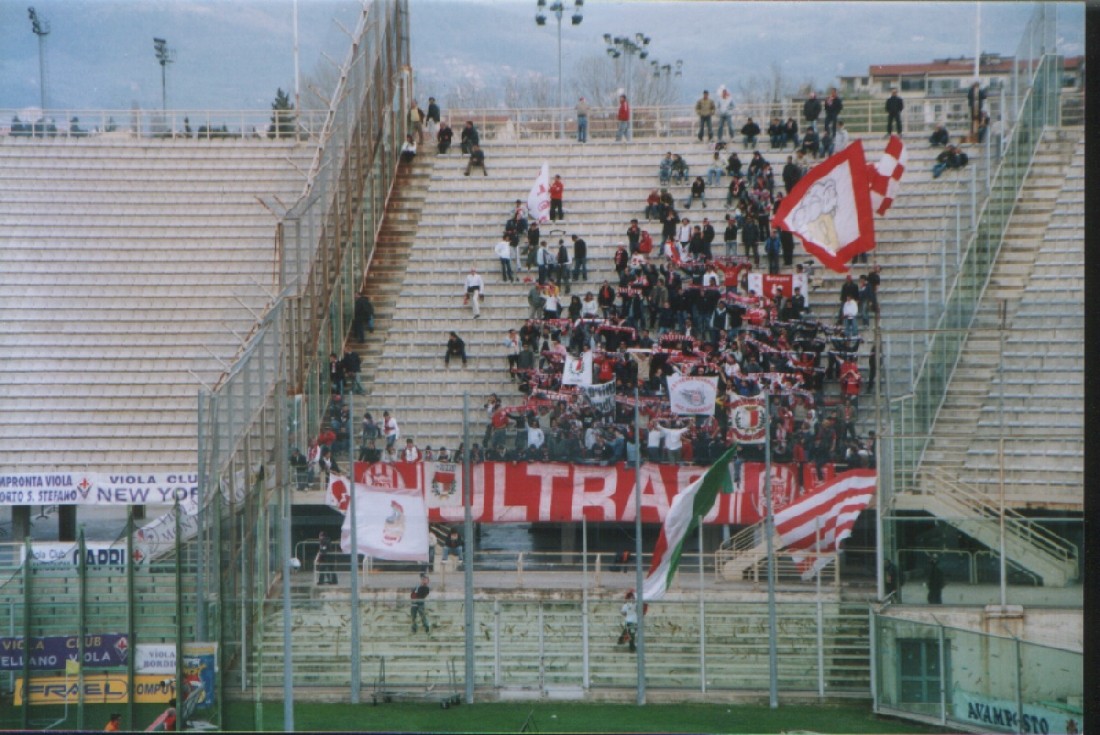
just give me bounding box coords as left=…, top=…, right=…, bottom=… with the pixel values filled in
left=575, top=97, right=589, bottom=143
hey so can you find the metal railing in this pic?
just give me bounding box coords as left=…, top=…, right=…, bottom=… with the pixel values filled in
left=0, top=108, right=328, bottom=141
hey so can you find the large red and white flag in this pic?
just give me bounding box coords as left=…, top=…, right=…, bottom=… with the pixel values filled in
left=727, top=396, right=767, bottom=443
left=325, top=472, right=351, bottom=513
left=868, top=135, right=908, bottom=216
left=527, top=162, right=551, bottom=224
left=774, top=469, right=876, bottom=580
left=667, top=374, right=718, bottom=416
left=773, top=141, right=876, bottom=273
left=340, top=483, right=430, bottom=562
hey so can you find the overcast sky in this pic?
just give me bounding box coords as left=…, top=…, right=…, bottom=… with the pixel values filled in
left=0, top=0, right=1085, bottom=113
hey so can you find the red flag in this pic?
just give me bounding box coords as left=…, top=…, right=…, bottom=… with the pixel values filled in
left=773, top=141, right=876, bottom=273
left=325, top=472, right=350, bottom=513
left=774, top=469, right=876, bottom=580
left=868, top=134, right=908, bottom=216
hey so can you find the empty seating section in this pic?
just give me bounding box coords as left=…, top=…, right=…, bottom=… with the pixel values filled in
left=959, top=134, right=1083, bottom=504
left=0, top=138, right=315, bottom=471
left=363, top=135, right=963, bottom=450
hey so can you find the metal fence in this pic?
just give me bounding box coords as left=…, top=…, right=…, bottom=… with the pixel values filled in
left=0, top=108, right=329, bottom=140
left=872, top=613, right=1082, bottom=733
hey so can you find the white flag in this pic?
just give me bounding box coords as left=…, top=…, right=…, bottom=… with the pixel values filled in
left=561, top=350, right=593, bottom=387
left=666, top=374, right=718, bottom=416
left=340, top=483, right=430, bottom=562
left=527, top=162, right=551, bottom=224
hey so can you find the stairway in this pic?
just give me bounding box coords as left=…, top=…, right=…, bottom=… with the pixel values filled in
left=894, top=468, right=1078, bottom=586
left=919, top=131, right=1077, bottom=476
left=353, top=158, right=435, bottom=381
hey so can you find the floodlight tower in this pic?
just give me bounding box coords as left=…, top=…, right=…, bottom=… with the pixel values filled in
left=27, top=7, right=50, bottom=111
left=535, top=0, right=584, bottom=139
left=153, top=37, right=175, bottom=112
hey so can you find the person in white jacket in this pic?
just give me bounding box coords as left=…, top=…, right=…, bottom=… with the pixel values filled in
left=464, top=268, right=485, bottom=317
left=715, top=86, right=736, bottom=143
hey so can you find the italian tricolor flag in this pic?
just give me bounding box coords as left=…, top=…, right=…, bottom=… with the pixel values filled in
left=642, top=446, right=739, bottom=600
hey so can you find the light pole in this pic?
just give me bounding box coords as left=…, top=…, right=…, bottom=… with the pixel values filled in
left=27, top=7, right=49, bottom=112
left=604, top=33, right=650, bottom=140
left=535, top=0, right=583, bottom=140
left=153, top=37, right=174, bottom=113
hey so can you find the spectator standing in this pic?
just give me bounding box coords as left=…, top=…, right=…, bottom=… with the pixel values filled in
left=842, top=294, right=859, bottom=339
left=408, top=100, right=424, bottom=145
left=833, top=121, right=850, bottom=152
left=782, top=155, right=802, bottom=194
left=723, top=214, right=739, bottom=258
left=464, top=268, right=485, bottom=318
left=715, top=86, right=735, bottom=142
left=741, top=215, right=760, bottom=267
left=556, top=239, right=572, bottom=294
left=926, top=556, right=944, bottom=604
left=615, top=94, right=631, bottom=141
left=402, top=437, right=422, bottom=462
left=437, top=120, right=453, bottom=154
left=823, top=88, right=843, bottom=138
left=495, top=235, right=514, bottom=282
left=620, top=591, right=639, bottom=652
left=777, top=223, right=796, bottom=267
left=967, top=82, right=987, bottom=142
left=445, top=331, right=468, bottom=368
left=353, top=292, right=375, bottom=342
left=329, top=352, right=345, bottom=395
left=695, top=89, right=716, bottom=142
left=316, top=531, right=337, bottom=585
left=764, top=230, right=781, bottom=275
left=382, top=410, right=399, bottom=450
left=464, top=144, right=487, bottom=176
left=658, top=419, right=691, bottom=463
left=460, top=120, right=479, bottom=154
left=885, top=88, right=904, bottom=135
left=410, top=573, right=431, bottom=633
left=549, top=175, right=565, bottom=221
left=571, top=234, right=588, bottom=281
left=575, top=96, right=590, bottom=143
left=505, top=329, right=522, bottom=380
left=342, top=349, right=364, bottom=395
left=803, top=91, right=822, bottom=130
left=527, top=282, right=546, bottom=319
left=425, top=97, right=441, bottom=139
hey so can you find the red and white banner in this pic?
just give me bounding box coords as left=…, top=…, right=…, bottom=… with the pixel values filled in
left=746, top=272, right=810, bottom=305
left=327, top=460, right=857, bottom=525
left=868, top=134, right=908, bottom=216
left=666, top=374, right=718, bottom=416
left=340, top=482, right=430, bottom=562
left=727, top=397, right=767, bottom=443
left=774, top=468, right=876, bottom=579
left=773, top=140, right=876, bottom=273
left=527, top=162, right=551, bottom=224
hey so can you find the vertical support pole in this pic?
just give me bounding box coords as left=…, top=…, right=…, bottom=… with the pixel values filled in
left=281, top=384, right=295, bottom=732
left=937, top=623, right=947, bottom=726
left=537, top=603, right=546, bottom=695
left=582, top=515, right=590, bottom=690
left=764, top=393, right=779, bottom=708
left=127, top=508, right=137, bottom=731
left=632, top=386, right=645, bottom=705
left=196, top=394, right=207, bottom=643
left=998, top=301, right=1007, bottom=607
left=1014, top=636, right=1024, bottom=735
left=698, top=522, right=706, bottom=694
left=874, top=307, right=885, bottom=602
left=175, top=499, right=186, bottom=732
left=463, top=392, right=475, bottom=703
left=493, top=601, right=501, bottom=689
left=77, top=528, right=86, bottom=731
left=22, top=536, right=32, bottom=729
left=868, top=608, right=879, bottom=712
left=348, top=392, right=361, bottom=704
left=815, top=520, right=824, bottom=700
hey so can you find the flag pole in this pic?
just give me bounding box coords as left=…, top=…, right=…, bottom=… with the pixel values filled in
left=348, top=391, right=361, bottom=704
left=633, top=385, right=646, bottom=705
left=462, top=392, right=475, bottom=704
left=764, top=391, right=779, bottom=708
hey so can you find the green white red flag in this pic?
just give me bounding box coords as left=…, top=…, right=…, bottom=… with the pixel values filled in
left=642, top=445, right=739, bottom=600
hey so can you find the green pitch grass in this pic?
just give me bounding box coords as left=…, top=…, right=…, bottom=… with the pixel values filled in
left=224, top=700, right=949, bottom=733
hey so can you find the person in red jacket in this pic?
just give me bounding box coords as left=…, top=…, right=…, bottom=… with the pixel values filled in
left=549, top=174, right=565, bottom=221
left=615, top=94, right=631, bottom=141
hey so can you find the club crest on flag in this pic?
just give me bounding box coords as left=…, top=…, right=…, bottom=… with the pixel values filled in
left=326, top=473, right=351, bottom=513
left=773, top=141, right=876, bottom=273
left=382, top=500, right=406, bottom=546
left=430, top=462, right=459, bottom=500
left=729, top=397, right=766, bottom=443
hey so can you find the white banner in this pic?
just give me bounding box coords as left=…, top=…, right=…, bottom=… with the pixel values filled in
left=0, top=472, right=198, bottom=506
left=666, top=374, right=718, bottom=416
left=561, top=351, right=593, bottom=387
left=746, top=272, right=810, bottom=306
left=136, top=644, right=177, bottom=675
left=527, top=162, right=551, bottom=224
left=341, top=484, right=430, bottom=562
left=952, top=689, right=1083, bottom=735
left=22, top=542, right=128, bottom=568
left=582, top=382, right=617, bottom=414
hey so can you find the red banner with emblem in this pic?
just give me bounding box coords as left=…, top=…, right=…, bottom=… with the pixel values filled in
left=334, top=460, right=858, bottom=525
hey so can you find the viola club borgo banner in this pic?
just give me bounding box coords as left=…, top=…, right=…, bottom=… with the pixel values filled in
left=329, top=460, right=870, bottom=525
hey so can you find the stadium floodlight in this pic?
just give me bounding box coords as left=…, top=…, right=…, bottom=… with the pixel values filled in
left=153, top=37, right=175, bottom=112
left=534, top=0, right=583, bottom=139
left=27, top=7, right=50, bottom=111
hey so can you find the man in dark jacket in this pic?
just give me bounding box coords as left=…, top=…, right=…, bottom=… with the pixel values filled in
left=782, top=156, right=802, bottom=194
left=803, top=92, right=822, bottom=129
left=571, top=234, right=588, bottom=281
left=460, top=120, right=480, bottom=154
left=885, top=88, right=904, bottom=135
left=353, top=292, right=375, bottom=342
left=740, top=118, right=761, bottom=148
left=823, top=88, right=843, bottom=137
left=741, top=216, right=760, bottom=267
